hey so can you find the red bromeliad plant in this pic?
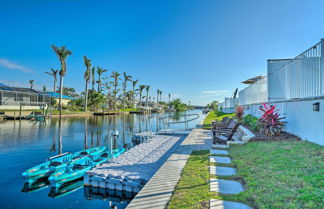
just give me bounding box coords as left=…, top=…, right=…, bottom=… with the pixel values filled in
left=235, top=106, right=244, bottom=121
left=258, top=104, right=286, bottom=136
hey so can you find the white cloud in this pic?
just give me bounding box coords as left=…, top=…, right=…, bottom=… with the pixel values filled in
left=0, top=58, right=35, bottom=73
left=201, top=90, right=229, bottom=97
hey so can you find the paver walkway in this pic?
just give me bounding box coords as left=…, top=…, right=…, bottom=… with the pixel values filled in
left=126, top=128, right=212, bottom=209
left=210, top=145, right=251, bottom=209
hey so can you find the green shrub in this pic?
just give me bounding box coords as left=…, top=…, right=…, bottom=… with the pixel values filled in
left=243, top=114, right=259, bottom=132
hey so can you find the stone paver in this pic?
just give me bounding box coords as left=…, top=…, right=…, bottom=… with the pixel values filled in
left=210, top=166, right=236, bottom=176
left=211, top=144, right=229, bottom=149
left=210, top=199, right=252, bottom=209
left=209, top=156, right=231, bottom=164
left=210, top=149, right=229, bottom=155
left=126, top=129, right=212, bottom=209
left=210, top=179, right=244, bottom=194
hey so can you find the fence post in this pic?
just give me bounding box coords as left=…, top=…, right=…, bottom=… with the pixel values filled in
left=321, top=39, right=324, bottom=95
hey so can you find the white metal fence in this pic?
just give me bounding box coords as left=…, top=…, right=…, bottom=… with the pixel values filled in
left=268, top=39, right=324, bottom=101
left=239, top=77, right=268, bottom=105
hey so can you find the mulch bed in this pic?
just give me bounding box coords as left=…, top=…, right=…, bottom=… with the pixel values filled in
left=242, top=124, right=302, bottom=142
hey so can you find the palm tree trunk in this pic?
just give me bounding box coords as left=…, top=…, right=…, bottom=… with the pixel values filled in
left=85, top=82, right=88, bottom=112
left=53, top=78, right=56, bottom=92
left=146, top=91, right=148, bottom=109
left=59, top=75, right=63, bottom=116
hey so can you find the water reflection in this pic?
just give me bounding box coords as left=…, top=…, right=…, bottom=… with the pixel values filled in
left=48, top=178, right=84, bottom=198
left=22, top=178, right=49, bottom=193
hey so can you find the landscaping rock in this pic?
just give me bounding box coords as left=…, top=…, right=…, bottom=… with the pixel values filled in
left=210, top=149, right=229, bottom=155
left=210, top=199, right=251, bottom=209
left=210, top=179, right=244, bottom=194
left=210, top=166, right=236, bottom=176
left=209, top=156, right=231, bottom=164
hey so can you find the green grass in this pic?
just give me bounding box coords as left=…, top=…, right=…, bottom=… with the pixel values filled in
left=168, top=141, right=324, bottom=209
left=202, top=111, right=234, bottom=129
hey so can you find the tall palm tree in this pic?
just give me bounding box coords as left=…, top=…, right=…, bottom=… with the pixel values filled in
left=122, top=72, right=132, bottom=109
left=45, top=68, right=58, bottom=92
left=156, top=89, right=160, bottom=105
left=97, top=67, right=107, bottom=92
left=42, top=85, right=47, bottom=92
left=168, top=93, right=171, bottom=103
left=159, top=90, right=163, bottom=103
left=145, top=85, right=150, bottom=109
left=139, top=85, right=146, bottom=108
left=84, top=56, right=92, bottom=112
left=91, top=66, right=96, bottom=91
left=29, top=80, right=34, bottom=89
left=110, top=71, right=120, bottom=110
left=132, top=79, right=139, bottom=108
left=51, top=45, right=72, bottom=115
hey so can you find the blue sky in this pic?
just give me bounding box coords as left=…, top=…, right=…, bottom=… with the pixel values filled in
left=1, top=0, right=324, bottom=105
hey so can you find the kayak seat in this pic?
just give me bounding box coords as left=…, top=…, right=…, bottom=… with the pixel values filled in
left=101, top=153, right=108, bottom=157
left=79, top=151, right=88, bottom=156
left=50, top=161, right=62, bottom=166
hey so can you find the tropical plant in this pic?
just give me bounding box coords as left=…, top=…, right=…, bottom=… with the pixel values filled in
left=138, top=85, right=146, bottom=108
left=169, top=98, right=187, bottom=112
left=132, top=79, right=139, bottom=108
left=42, top=85, right=47, bottom=92
left=88, top=92, right=105, bottom=111
left=156, top=89, right=160, bottom=105
left=91, top=66, right=96, bottom=91
left=29, top=80, right=34, bottom=89
left=145, top=85, right=150, bottom=108
left=235, top=106, right=244, bottom=121
left=122, top=72, right=132, bottom=109
left=258, top=104, right=286, bottom=136
left=45, top=68, right=58, bottom=92
left=110, top=71, right=120, bottom=110
left=168, top=93, right=171, bottom=103
left=83, top=56, right=91, bottom=111
left=242, top=114, right=259, bottom=132
left=159, top=90, right=162, bottom=103
left=51, top=45, right=72, bottom=115
left=97, top=67, right=107, bottom=92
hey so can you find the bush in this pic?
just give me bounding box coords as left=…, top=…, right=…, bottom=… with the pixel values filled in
left=235, top=106, right=244, bottom=121
left=242, top=114, right=259, bottom=132
left=258, top=104, right=286, bottom=136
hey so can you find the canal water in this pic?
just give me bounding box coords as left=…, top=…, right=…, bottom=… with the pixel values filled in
left=0, top=109, right=204, bottom=209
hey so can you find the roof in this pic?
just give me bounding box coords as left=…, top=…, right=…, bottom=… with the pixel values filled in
left=241, top=75, right=265, bottom=84
left=0, top=85, right=46, bottom=94
left=47, top=92, right=76, bottom=99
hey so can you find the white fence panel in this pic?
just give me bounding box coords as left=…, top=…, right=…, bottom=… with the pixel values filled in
left=239, top=77, right=268, bottom=105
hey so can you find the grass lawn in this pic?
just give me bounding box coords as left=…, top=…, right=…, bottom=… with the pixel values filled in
left=202, top=111, right=234, bottom=129
left=168, top=141, right=324, bottom=209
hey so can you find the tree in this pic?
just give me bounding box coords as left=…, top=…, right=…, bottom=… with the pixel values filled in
left=42, top=85, right=47, bottom=92
left=91, top=66, right=96, bottom=91
left=84, top=56, right=91, bottom=112
left=122, top=72, right=132, bottom=109
left=139, top=85, right=146, bottom=108
left=110, top=71, right=120, bottom=110
left=97, top=67, right=107, bottom=92
left=45, top=68, right=58, bottom=92
left=145, top=85, right=150, bottom=108
left=88, top=92, right=105, bottom=111
left=51, top=45, right=72, bottom=116
left=156, top=89, right=160, bottom=105
left=132, top=79, right=139, bottom=108
left=168, top=93, right=171, bottom=103
left=61, top=87, right=78, bottom=97
left=159, top=90, right=163, bottom=104
left=169, top=98, right=188, bottom=112
left=29, top=80, right=34, bottom=89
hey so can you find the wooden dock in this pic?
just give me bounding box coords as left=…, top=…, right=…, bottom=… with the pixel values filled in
left=93, top=112, right=119, bottom=116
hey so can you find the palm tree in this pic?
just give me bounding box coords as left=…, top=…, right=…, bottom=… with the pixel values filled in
left=132, top=79, right=139, bottom=108
left=145, top=85, right=150, bottom=109
left=159, top=90, right=163, bottom=103
left=42, top=85, right=47, bottom=92
left=139, top=85, right=146, bottom=108
left=51, top=45, right=72, bottom=115
left=91, top=66, right=96, bottom=91
left=122, top=72, right=132, bottom=109
left=45, top=68, right=58, bottom=92
left=29, top=80, right=34, bottom=89
left=168, top=93, right=171, bottom=103
left=97, top=67, right=107, bottom=92
left=156, top=89, right=160, bottom=105
left=84, top=56, right=92, bottom=112
left=110, top=71, right=120, bottom=110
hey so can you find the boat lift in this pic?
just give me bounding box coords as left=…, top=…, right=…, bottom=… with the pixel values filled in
left=158, top=113, right=200, bottom=133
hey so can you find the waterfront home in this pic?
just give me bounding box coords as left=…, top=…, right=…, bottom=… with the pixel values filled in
left=47, top=92, right=76, bottom=106
left=0, top=84, right=49, bottom=110
left=219, top=38, right=324, bottom=145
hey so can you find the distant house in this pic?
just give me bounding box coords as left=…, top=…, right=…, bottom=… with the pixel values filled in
left=0, top=84, right=50, bottom=109
left=47, top=92, right=76, bottom=106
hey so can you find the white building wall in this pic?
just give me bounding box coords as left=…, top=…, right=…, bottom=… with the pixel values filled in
left=242, top=99, right=324, bottom=145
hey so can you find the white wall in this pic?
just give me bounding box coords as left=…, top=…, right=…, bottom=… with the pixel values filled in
left=243, top=99, right=324, bottom=145
left=0, top=105, right=42, bottom=110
